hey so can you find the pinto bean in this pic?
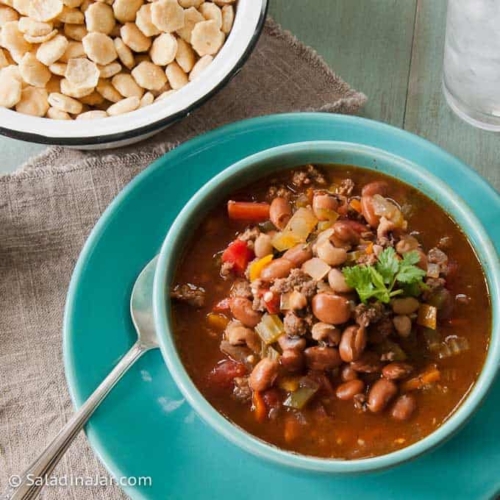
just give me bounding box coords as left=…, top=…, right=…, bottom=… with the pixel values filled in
left=391, top=394, right=417, bottom=421
left=311, top=322, right=341, bottom=346
left=391, top=297, right=420, bottom=315
left=260, top=258, right=294, bottom=281
left=351, top=351, right=382, bottom=373
left=249, top=358, right=279, bottom=392
left=254, top=233, right=273, bottom=258
left=382, top=362, right=414, bottom=380
left=316, top=240, right=348, bottom=266
left=270, top=197, right=292, bottom=230
left=339, top=325, right=367, bottom=362
left=328, top=268, right=353, bottom=293
left=278, top=335, right=306, bottom=351
left=341, top=364, right=358, bottom=381
left=313, top=193, right=338, bottom=220
left=393, top=315, right=412, bottom=337
left=332, top=220, right=362, bottom=245
left=280, top=349, right=304, bottom=373
left=311, top=293, right=351, bottom=325
left=367, top=378, right=398, bottom=413
left=304, top=346, right=342, bottom=370
left=336, top=379, right=365, bottom=400
left=230, top=297, right=262, bottom=327
left=361, top=181, right=389, bottom=197
left=283, top=244, right=313, bottom=267
left=361, top=195, right=379, bottom=227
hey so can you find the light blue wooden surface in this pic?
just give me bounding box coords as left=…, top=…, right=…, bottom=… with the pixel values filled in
left=0, top=0, right=498, bottom=190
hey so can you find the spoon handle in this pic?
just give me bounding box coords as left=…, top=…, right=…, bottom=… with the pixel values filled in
left=2, top=341, right=146, bottom=500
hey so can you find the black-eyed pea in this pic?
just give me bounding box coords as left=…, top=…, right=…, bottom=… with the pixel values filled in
left=139, top=91, right=154, bottom=108
left=98, top=61, right=122, bottom=79
left=83, top=33, right=117, bottom=64
left=328, top=268, right=353, bottom=293
left=132, top=61, right=167, bottom=91
left=175, top=38, right=195, bottom=73
left=136, top=4, right=161, bottom=37
left=165, top=61, right=188, bottom=89
left=58, top=6, right=85, bottom=24
left=76, top=109, right=108, bottom=119
left=254, top=233, right=273, bottom=258
left=221, top=5, right=234, bottom=34
left=48, top=91, right=82, bottom=114
left=2, top=21, right=33, bottom=55
left=191, top=20, right=225, bottom=56
left=176, top=7, right=204, bottom=43
left=96, top=78, right=122, bottom=102
left=151, top=0, right=185, bottom=33
left=113, top=0, right=143, bottom=24
left=64, top=23, right=88, bottom=41
left=200, top=2, right=222, bottom=29
left=316, top=239, right=348, bottom=266
left=120, top=23, right=151, bottom=53
left=47, top=106, right=72, bottom=119
left=114, top=38, right=135, bottom=70
left=188, top=54, right=213, bottom=81
left=391, top=297, right=420, bottom=315
left=311, top=322, right=341, bottom=346
left=112, top=73, right=144, bottom=98
left=19, top=52, right=51, bottom=87
left=0, top=73, right=22, bottom=107
left=150, top=33, right=177, bottom=66
left=27, top=0, right=63, bottom=22
left=106, top=95, right=140, bottom=116
left=16, top=86, right=49, bottom=115
left=60, top=78, right=93, bottom=98
left=84, top=2, right=115, bottom=34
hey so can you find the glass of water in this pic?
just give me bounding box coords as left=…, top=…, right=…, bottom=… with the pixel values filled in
left=443, top=0, right=500, bottom=131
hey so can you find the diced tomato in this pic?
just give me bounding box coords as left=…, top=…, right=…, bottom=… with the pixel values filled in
left=207, top=360, right=246, bottom=390
left=213, top=298, right=231, bottom=312
left=262, top=388, right=282, bottom=410
left=221, top=239, right=254, bottom=275
left=227, top=201, right=270, bottom=221
left=263, top=293, right=280, bottom=315
left=252, top=391, right=267, bottom=422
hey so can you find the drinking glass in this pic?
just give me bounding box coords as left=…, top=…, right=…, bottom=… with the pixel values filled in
left=443, top=0, right=500, bottom=131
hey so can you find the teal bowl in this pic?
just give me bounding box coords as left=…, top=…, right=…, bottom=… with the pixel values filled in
left=153, top=141, right=500, bottom=473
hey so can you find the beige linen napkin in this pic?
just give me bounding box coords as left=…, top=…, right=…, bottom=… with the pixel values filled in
left=0, top=19, right=366, bottom=500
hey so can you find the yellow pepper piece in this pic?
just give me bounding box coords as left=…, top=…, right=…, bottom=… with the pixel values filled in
left=249, top=254, right=273, bottom=281
left=206, top=313, right=229, bottom=331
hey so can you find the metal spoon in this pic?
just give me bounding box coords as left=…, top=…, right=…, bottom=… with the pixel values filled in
left=4, top=256, right=159, bottom=500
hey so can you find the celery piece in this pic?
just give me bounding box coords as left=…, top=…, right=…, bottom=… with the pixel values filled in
left=255, top=313, right=285, bottom=345
left=283, top=386, right=319, bottom=410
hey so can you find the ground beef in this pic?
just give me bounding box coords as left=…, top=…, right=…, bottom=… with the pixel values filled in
left=237, top=226, right=261, bottom=249
left=437, top=236, right=452, bottom=250
left=337, top=178, right=355, bottom=196
left=354, top=303, right=384, bottom=327
left=230, top=279, right=253, bottom=299
left=270, top=269, right=316, bottom=297
left=233, top=377, right=252, bottom=403
left=427, top=247, right=449, bottom=274
left=267, top=185, right=293, bottom=201
left=283, top=311, right=309, bottom=336
left=291, top=165, right=327, bottom=187
left=220, top=261, right=234, bottom=279
left=171, top=284, right=206, bottom=308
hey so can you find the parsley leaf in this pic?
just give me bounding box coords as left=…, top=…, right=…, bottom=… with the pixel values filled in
left=342, top=248, right=427, bottom=304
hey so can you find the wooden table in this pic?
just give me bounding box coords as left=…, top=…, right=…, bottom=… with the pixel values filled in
left=1, top=0, right=499, bottom=191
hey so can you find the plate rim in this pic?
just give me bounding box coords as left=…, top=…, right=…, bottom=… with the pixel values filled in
left=63, top=112, right=500, bottom=498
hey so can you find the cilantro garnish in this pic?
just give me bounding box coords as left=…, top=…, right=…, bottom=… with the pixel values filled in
left=342, top=248, right=426, bottom=304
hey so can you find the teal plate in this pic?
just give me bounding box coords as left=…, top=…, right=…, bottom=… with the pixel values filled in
left=64, top=113, right=500, bottom=500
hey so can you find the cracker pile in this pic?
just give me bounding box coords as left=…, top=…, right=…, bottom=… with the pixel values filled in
left=0, top=0, right=236, bottom=120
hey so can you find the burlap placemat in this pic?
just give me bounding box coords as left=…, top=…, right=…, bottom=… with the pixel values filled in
left=0, top=19, right=366, bottom=500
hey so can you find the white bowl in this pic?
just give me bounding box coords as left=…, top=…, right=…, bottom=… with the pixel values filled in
left=0, top=0, right=268, bottom=149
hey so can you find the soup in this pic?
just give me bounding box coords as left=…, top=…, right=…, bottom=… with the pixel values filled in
left=171, top=164, right=490, bottom=459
